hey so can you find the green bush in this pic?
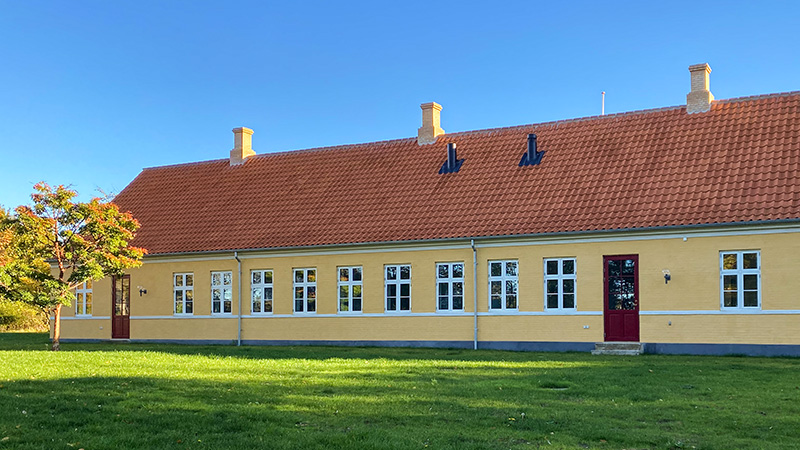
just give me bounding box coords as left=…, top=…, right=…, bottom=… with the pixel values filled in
left=0, top=300, right=48, bottom=331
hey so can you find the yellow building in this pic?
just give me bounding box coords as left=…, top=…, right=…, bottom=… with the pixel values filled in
left=58, top=64, right=800, bottom=356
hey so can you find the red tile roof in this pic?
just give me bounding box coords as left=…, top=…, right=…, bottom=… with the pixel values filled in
left=114, top=92, right=800, bottom=255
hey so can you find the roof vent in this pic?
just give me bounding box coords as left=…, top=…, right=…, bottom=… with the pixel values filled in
left=686, top=63, right=714, bottom=114
left=439, top=143, right=463, bottom=174
left=418, top=102, right=445, bottom=145
left=230, top=127, right=255, bottom=165
left=519, top=133, right=545, bottom=166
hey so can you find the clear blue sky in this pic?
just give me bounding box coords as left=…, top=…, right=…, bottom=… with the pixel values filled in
left=1, top=1, right=798, bottom=208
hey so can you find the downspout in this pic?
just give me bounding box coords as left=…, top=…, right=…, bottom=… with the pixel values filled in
left=471, top=239, right=478, bottom=350
left=235, top=251, right=242, bottom=346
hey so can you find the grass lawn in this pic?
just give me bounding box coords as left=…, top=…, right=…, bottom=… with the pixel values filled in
left=1, top=334, right=799, bottom=449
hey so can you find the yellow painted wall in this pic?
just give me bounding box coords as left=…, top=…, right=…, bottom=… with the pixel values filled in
left=57, top=229, right=800, bottom=346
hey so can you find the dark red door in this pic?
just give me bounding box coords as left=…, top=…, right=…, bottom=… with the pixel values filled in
left=603, top=255, right=639, bottom=342
left=111, top=275, right=130, bottom=339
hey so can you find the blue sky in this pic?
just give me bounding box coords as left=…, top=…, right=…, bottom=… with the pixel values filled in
left=1, top=1, right=798, bottom=208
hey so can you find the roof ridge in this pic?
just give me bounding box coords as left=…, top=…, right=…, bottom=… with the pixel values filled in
left=713, top=90, right=800, bottom=105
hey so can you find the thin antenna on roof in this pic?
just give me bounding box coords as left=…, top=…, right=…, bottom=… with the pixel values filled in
left=601, top=91, right=605, bottom=115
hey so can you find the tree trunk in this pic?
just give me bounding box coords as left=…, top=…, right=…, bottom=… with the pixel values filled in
left=51, top=304, right=61, bottom=351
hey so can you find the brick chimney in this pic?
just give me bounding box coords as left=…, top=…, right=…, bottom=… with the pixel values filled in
left=686, top=63, right=714, bottom=114
left=230, top=127, right=255, bottom=165
left=417, top=102, right=445, bottom=145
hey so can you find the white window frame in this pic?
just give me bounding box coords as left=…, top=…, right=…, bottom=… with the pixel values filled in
left=337, top=266, right=363, bottom=314
left=211, top=271, right=233, bottom=315
left=74, top=280, right=93, bottom=316
left=385, top=264, right=411, bottom=313
left=174, top=273, right=194, bottom=315
left=488, top=260, right=519, bottom=311
left=251, top=269, right=273, bottom=315
left=436, top=262, right=465, bottom=312
left=544, top=258, right=577, bottom=311
left=720, top=250, right=761, bottom=310
left=293, top=268, right=317, bottom=314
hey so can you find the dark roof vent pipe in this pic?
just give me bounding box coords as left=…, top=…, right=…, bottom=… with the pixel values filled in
left=519, top=133, right=545, bottom=166
left=439, top=142, right=464, bottom=174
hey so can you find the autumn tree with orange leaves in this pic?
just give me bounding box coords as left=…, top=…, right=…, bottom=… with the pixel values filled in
left=8, top=183, right=145, bottom=350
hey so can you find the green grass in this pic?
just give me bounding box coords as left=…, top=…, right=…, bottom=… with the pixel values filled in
left=1, top=334, right=799, bottom=449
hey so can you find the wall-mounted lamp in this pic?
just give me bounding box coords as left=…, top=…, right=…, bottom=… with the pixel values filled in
left=662, top=270, right=671, bottom=284
left=137, top=285, right=148, bottom=296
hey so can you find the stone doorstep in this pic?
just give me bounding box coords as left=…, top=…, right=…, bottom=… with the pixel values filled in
left=592, top=341, right=643, bottom=355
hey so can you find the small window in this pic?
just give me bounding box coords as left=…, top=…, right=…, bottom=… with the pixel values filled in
left=174, top=273, right=194, bottom=315
left=489, top=260, right=519, bottom=311
left=294, top=268, right=317, bottom=313
left=74, top=280, right=93, bottom=316
left=385, top=264, right=411, bottom=312
left=720, top=251, right=760, bottom=309
left=436, top=262, right=465, bottom=311
left=338, top=266, right=363, bottom=313
left=544, top=258, right=577, bottom=310
left=211, top=271, right=233, bottom=315
left=251, top=270, right=273, bottom=314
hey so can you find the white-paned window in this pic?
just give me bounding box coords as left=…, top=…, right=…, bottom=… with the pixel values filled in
left=338, top=266, right=363, bottom=313
left=544, top=258, right=577, bottom=310
left=251, top=270, right=273, bottom=314
left=211, top=271, right=233, bottom=314
left=436, top=262, right=464, bottom=311
left=385, top=264, right=411, bottom=312
left=489, top=260, right=519, bottom=311
left=174, top=273, right=194, bottom=315
left=720, top=251, right=760, bottom=309
left=74, top=280, right=93, bottom=316
left=294, top=268, right=317, bottom=313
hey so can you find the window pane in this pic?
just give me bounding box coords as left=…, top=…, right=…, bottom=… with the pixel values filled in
left=175, top=301, right=183, bottom=314
left=340, top=285, right=349, bottom=299
left=491, top=295, right=502, bottom=309
left=252, top=301, right=261, bottom=313
left=547, top=279, right=558, bottom=294
left=340, top=298, right=349, bottom=312
left=723, top=275, right=737, bottom=291
left=743, top=274, right=758, bottom=290
left=387, top=297, right=397, bottom=311
left=453, top=296, right=463, bottom=310
left=439, top=297, right=449, bottom=310
left=185, top=274, right=193, bottom=286
left=295, top=287, right=304, bottom=300
left=307, top=297, right=316, bottom=312
left=295, top=270, right=304, bottom=283
left=438, top=283, right=448, bottom=296
left=563, top=279, right=575, bottom=294
left=353, top=268, right=362, bottom=281
left=506, top=280, right=518, bottom=295
left=353, top=298, right=361, bottom=312
left=563, top=294, right=575, bottom=309
left=400, top=266, right=411, bottom=279
left=438, top=264, right=448, bottom=278
left=264, top=300, right=272, bottom=312
left=253, top=288, right=262, bottom=301
left=453, top=264, right=463, bottom=278
left=223, top=289, right=232, bottom=301
left=212, top=302, right=220, bottom=314
left=295, top=299, right=304, bottom=312
left=400, top=297, right=410, bottom=311
left=562, top=259, right=575, bottom=275
left=185, top=290, right=193, bottom=301
left=491, top=281, right=502, bottom=296
left=212, top=273, right=221, bottom=286
left=86, top=280, right=92, bottom=289
left=607, top=260, right=620, bottom=277
left=722, top=253, right=737, bottom=270
left=265, top=287, right=272, bottom=300
left=723, top=292, right=738, bottom=307
left=547, top=294, right=559, bottom=309
left=223, top=300, right=232, bottom=313
left=490, top=262, right=502, bottom=277
left=743, top=253, right=758, bottom=269
left=252, top=271, right=262, bottom=285
left=185, top=302, right=193, bottom=314
left=353, top=285, right=361, bottom=298
left=400, top=284, right=410, bottom=297
left=175, top=275, right=183, bottom=287
left=85, top=293, right=92, bottom=314
left=387, top=284, right=397, bottom=297
left=505, top=262, right=517, bottom=277
left=307, top=286, right=316, bottom=299
left=307, top=270, right=316, bottom=283
left=506, top=295, right=517, bottom=309
left=339, top=268, right=349, bottom=282
left=386, top=266, right=397, bottom=280
left=743, top=291, right=758, bottom=307
left=212, top=289, right=221, bottom=301
left=546, top=260, right=558, bottom=275
left=608, top=293, right=622, bottom=310
left=453, top=282, right=463, bottom=296
left=622, top=260, right=635, bottom=275
left=264, top=271, right=273, bottom=284
left=223, top=272, right=232, bottom=285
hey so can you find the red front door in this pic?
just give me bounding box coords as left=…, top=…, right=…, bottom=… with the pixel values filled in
left=111, top=275, right=130, bottom=339
left=603, top=255, right=639, bottom=342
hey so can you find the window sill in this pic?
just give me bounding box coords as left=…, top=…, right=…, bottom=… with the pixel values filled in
left=338, top=311, right=363, bottom=315
left=173, top=313, right=195, bottom=317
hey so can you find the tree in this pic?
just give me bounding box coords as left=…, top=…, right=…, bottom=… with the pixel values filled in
left=10, top=183, right=145, bottom=350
